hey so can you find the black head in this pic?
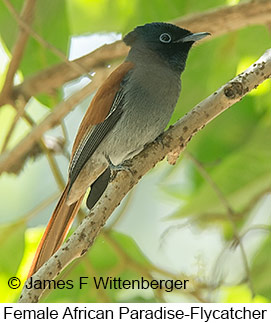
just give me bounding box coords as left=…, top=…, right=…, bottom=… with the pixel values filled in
left=123, top=22, right=210, bottom=73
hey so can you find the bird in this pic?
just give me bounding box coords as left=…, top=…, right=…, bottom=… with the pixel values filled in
left=28, top=22, right=210, bottom=277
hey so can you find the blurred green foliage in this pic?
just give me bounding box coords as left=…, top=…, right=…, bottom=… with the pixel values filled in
left=0, top=0, right=70, bottom=76
left=45, top=231, right=158, bottom=302
left=66, top=0, right=226, bottom=35
left=0, top=0, right=270, bottom=303
left=251, top=236, right=271, bottom=299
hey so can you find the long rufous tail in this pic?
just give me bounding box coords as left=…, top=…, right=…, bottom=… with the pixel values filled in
left=28, top=184, right=83, bottom=277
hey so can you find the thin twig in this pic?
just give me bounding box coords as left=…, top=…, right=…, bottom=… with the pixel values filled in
left=102, top=231, right=207, bottom=302
left=82, top=257, right=112, bottom=302
left=1, top=97, right=27, bottom=153
left=40, top=140, right=66, bottom=190
left=240, top=224, right=271, bottom=240
left=107, top=189, right=136, bottom=230
left=20, top=192, right=60, bottom=224
left=2, top=0, right=91, bottom=85
left=186, top=152, right=254, bottom=297
left=0, top=66, right=112, bottom=175
left=186, top=152, right=235, bottom=215
left=0, top=192, right=59, bottom=247
left=160, top=187, right=269, bottom=249
left=237, top=188, right=271, bottom=218
left=0, top=0, right=36, bottom=104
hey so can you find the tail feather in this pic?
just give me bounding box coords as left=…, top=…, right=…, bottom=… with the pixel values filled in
left=86, top=167, right=110, bottom=210
left=28, top=184, right=83, bottom=277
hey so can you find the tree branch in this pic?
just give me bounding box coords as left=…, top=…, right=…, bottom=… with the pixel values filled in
left=18, top=48, right=271, bottom=303
left=1, top=0, right=92, bottom=92
left=10, top=0, right=271, bottom=103
left=0, top=0, right=36, bottom=104
left=13, top=41, right=126, bottom=101
left=0, top=67, right=112, bottom=175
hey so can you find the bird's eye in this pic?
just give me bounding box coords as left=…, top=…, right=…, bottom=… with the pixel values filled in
left=159, top=33, right=171, bottom=43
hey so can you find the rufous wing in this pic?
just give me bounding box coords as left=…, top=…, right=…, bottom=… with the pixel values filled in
left=71, top=61, right=134, bottom=158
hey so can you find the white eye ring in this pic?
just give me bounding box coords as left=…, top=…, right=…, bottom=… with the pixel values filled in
left=159, top=33, right=171, bottom=43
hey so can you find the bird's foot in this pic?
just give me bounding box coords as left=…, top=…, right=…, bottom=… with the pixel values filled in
left=105, top=156, right=133, bottom=181
left=154, top=133, right=165, bottom=149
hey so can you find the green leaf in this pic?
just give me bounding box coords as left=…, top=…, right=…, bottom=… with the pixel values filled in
left=171, top=126, right=271, bottom=221
left=110, top=231, right=150, bottom=266
left=0, top=222, right=25, bottom=274
left=66, top=0, right=226, bottom=35
left=0, top=0, right=70, bottom=77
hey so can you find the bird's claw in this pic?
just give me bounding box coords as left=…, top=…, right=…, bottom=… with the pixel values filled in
left=155, top=133, right=165, bottom=149
left=106, top=156, right=134, bottom=181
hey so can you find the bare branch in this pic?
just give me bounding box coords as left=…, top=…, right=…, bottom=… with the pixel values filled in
left=173, top=0, right=271, bottom=36
left=18, top=48, right=271, bottom=302
left=0, top=0, right=36, bottom=103
left=14, top=41, right=126, bottom=100
left=0, top=67, right=112, bottom=175
left=11, top=0, right=271, bottom=102
left=1, top=99, right=26, bottom=153
left=1, top=0, right=92, bottom=87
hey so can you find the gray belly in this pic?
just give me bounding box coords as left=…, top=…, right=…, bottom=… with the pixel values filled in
left=99, top=76, right=181, bottom=165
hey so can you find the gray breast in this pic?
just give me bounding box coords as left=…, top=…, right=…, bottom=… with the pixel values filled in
left=100, top=62, right=181, bottom=165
